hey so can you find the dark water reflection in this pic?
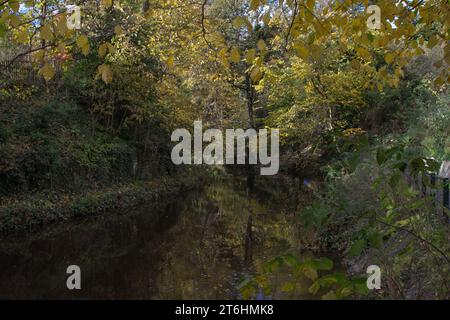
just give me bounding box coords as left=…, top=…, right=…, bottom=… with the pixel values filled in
left=0, top=176, right=315, bottom=299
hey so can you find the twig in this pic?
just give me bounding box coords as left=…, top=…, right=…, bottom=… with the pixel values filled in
left=201, top=0, right=216, bottom=52
left=284, top=0, right=298, bottom=50
left=375, top=218, right=450, bottom=264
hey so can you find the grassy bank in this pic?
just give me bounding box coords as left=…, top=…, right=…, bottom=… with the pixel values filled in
left=0, top=169, right=206, bottom=234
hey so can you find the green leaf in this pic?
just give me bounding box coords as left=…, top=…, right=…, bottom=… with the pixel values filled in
left=348, top=239, right=366, bottom=257
left=376, top=148, right=387, bottom=165
left=368, top=232, right=383, bottom=249
left=352, top=277, right=370, bottom=295
left=309, top=274, right=339, bottom=295
left=263, top=257, right=283, bottom=273
left=312, top=257, right=334, bottom=270
left=409, top=157, right=426, bottom=174
left=389, top=171, right=401, bottom=189
left=321, top=290, right=337, bottom=300
left=303, top=265, right=318, bottom=280
left=308, top=280, right=321, bottom=295
left=240, top=283, right=255, bottom=300
left=0, top=22, right=6, bottom=38
left=281, top=282, right=295, bottom=292
left=392, top=161, right=407, bottom=172
left=337, top=286, right=353, bottom=298
left=281, top=254, right=300, bottom=266
left=237, top=277, right=254, bottom=290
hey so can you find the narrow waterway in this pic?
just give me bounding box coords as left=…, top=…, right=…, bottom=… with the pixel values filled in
left=0, top=175, right=323, bottom=299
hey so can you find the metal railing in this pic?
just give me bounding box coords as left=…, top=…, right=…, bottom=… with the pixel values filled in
left=407, top=172, right=450, bottom=221
left=0, top=56, right=38, bottom=85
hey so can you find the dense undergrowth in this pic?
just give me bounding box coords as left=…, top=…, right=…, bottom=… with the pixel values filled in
left=0, top=45, right=198, bottom=232
left=238, top=79, right=449, bottom=300
left=0, top=169, right=205, bottom=234
left=309, top=91, right=450, bottom=299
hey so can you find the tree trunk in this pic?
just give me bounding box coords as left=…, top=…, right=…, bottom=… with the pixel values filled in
left=245, top=73, right=255, bottom=129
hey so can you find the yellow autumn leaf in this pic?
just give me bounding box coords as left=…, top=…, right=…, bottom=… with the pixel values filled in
left=40, top=63, right=55, bottom=81
left=254, top=56, right=262, bottom=67
left=81, top=44, right=90, bottom=56
left=8, top=15, right=20, bottom=28
left=98, top=64, right=113, bottom=84
left=356, top=47, right=371, bottom=60
left=98, top=43, right=108, bottom=58
left=394, top=67, right=404, bottom=78
left=245, top=49, right=256, bottom=64
left=434, top=76, right=445, bottom=87
left=76, top=35, right=90, bottom=56
left=229, top=47, right=241, bottom=63
left=219, top=47, right=228, bottom=65
left=107, top=43, right=116, bottom=54
left=16, top=29, right=28, bottom=44
left=245, top=19, right=253, bottom=33
left=56, top=16, right=68, bottom=35
left=257, top=39, right=266, bottom=52
left=384, top=52, right=396, bottom=63
left=40, top=24, right=53, bottom=41
left=250, top=67, right=262, bottom=83
left=306, top=0, right=315, bottom=10
left=232, top=17, right=246, bottom=28
left=9, top=1, right=20, bottom=12
left=377, top=83, right=383, bottom=92
left=294, top=43, right=309, bottom=60
left=57, top=43, right=66, bottom=53
left=102, top=0, right=113, bottom=8
left=76, top=35, right=88, bottom=48
left=302, top=266, right=318, bottom=281
left=114, top=26, right=124, bottom=36
left=250, top=0, right=260, bottom=11
left=167, top=55, right=174, bottom=68
left=262, top=12, right=271, bottom=25
left=34, top=50, right=45, bottom=63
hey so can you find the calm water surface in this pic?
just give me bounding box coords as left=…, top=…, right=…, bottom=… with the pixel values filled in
left=0, top=176, right=319, bottom=299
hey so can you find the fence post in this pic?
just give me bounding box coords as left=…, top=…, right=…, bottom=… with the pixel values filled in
left=421, top=173, right=426, bottom=196
left=443, top=178, right=449, bottom=209
left=442, top=178, right=449, bottom=223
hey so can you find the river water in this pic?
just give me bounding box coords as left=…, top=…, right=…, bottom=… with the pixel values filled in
left=0, top=175, right=321, bottom=299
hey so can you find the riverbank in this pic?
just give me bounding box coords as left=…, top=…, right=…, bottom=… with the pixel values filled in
left=0, top=169, right=206, bottom=234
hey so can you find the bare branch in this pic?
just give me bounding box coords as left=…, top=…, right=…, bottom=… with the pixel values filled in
left=284, top=0, right=298, bottom=50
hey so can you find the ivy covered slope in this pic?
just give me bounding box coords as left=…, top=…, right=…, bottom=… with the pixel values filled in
left=0, top=2, right=203, bottom=232
left=0, top=57, right=205, bottom=232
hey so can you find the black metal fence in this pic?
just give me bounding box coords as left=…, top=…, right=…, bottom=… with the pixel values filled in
left=407, top=172, right=450, bottom=220
left=0, top=56, right=38, bottom=85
